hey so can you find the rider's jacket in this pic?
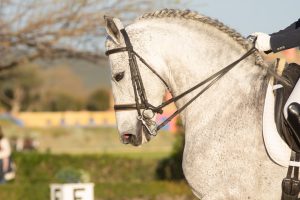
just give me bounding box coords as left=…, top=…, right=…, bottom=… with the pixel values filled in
left=270, top=18, right=300, bottom=53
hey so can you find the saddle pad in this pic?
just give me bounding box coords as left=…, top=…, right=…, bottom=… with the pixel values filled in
left=263, top=80, right=291, bottom=167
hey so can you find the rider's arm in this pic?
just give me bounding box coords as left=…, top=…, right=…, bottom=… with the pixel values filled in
left=251, top=18, right=300, bottom=53
left=270, top=19, right=300, bottom=53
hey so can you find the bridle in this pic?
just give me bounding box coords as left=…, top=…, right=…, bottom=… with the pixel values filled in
left=105, top=29, right=290, bottom=136
left=105, top=28, right=257, bottom=136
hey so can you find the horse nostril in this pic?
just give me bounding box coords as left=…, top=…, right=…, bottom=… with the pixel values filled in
left=121, top=133, right=133, bottom=143
left=123, top=134, right=131, bottom=140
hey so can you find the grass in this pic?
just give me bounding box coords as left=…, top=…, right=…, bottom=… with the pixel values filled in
left=0, top=124, right=197, bottom=199
left=94, top=182, right=197, bottom=200
left=0, top=152, right=197, bottom=200
left=105, top=151, right=171, bottom=159
left=0, top=182, right=197, bottom=200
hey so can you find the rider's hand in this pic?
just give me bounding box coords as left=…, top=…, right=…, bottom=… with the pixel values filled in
left=250, top=32, right=271, bottom=52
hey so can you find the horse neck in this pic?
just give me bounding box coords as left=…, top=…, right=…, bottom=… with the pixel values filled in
left=129, top=19, right=267, bottom=130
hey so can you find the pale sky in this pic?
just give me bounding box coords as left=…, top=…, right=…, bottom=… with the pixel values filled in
left=163, top=0, right=300, bottom=36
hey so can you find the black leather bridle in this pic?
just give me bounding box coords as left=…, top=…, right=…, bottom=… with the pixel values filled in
left=106, top=29, right=257, bottom=136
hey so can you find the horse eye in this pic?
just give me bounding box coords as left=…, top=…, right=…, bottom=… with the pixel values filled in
left=114, top=71, right=125, bottom=82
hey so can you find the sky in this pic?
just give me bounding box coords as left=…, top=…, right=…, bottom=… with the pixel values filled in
left=163, top=0, right=300, bottom=36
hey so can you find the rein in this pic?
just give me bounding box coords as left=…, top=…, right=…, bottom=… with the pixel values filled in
left=105, top=29, right=290, bottom=136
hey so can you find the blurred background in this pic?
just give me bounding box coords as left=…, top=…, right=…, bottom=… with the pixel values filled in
left=0, top=0, right=299, bottom=200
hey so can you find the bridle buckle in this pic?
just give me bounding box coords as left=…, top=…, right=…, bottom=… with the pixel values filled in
left=137, top=116, right=158, bottom=136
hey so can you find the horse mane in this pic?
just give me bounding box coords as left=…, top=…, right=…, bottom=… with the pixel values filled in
left=137, top=9, right=266, bottom=67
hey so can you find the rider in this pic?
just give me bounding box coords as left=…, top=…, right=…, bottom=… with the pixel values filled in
left=251, top=18, right=300, bottom=145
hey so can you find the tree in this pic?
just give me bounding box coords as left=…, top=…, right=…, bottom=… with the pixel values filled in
left=0, top=0, right=159, bottom=71
left=0, top=0, right=193, bottom=112
left=0, top=63, right=43, bottom=113
left=86, top=88, right=110, bottom=111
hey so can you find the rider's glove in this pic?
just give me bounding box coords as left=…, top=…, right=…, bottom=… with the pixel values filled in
left=250, top=32, right=271, bottom=52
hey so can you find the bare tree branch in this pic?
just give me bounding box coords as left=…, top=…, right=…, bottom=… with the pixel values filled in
left=0, top=0, right=157, bottom=70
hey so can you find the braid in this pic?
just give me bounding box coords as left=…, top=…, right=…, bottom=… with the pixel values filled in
left=137, top=9, right=267, bottom=67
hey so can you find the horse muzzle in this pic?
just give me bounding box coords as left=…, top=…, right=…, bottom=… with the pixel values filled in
left=120, top=119, right=153, bottom=146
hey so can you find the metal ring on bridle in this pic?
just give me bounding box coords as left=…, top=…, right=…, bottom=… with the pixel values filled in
left=142, top=109, right=155, bottom=120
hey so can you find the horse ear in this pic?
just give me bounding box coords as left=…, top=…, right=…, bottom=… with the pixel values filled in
left=104, top=16, right=124, bottom=44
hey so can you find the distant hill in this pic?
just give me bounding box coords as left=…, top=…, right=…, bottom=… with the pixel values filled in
left=36, top=58, right=112, bottom=96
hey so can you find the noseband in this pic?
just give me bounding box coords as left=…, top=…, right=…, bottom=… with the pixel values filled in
left=106, top=29, right=258, bottom=136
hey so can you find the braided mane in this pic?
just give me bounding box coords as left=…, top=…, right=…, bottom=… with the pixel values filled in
left=137, top=9, right=266, bottom=66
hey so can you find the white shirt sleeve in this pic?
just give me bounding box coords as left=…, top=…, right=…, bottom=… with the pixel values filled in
left=0, top=138, right=11, bottom=159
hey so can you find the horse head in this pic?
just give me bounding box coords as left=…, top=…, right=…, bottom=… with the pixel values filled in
left=104, top=17, right=168, bottom=146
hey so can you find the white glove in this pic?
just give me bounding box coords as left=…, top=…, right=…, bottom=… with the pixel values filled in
left=250, top=32, right=271, bottom=52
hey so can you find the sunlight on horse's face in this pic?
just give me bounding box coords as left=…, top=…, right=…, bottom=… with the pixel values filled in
left=105, top=39, right=166, bottom=146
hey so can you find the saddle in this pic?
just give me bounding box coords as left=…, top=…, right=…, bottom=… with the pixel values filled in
left=269, top=59, right=300, bottom=200
left=274, top=61, right=300, bottom=152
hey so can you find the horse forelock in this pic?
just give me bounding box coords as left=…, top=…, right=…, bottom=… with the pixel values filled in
left=136, top=9, right=266, bottom=68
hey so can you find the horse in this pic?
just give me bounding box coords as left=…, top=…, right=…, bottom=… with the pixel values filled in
left=104, top=9, right=288, bottom=200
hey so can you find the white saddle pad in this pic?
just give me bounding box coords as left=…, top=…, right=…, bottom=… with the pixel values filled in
left=263, top=80, right=291, bottom=167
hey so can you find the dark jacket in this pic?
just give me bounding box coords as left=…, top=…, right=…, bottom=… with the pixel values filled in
left=270, top=18, right=300, bottom=53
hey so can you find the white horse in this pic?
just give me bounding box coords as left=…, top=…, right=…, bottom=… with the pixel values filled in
left=105, top=9, right=287, bottom=200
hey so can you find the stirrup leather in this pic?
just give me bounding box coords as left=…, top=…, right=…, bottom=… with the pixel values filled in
left=281, top=151, right=300, bottom=200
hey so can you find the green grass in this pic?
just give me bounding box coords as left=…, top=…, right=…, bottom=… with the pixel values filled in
left=13, top=152, right=159, bottom=183
left=0, top=182, right=197, bottom=200
left=0, top=152, right=197, bottom=200
left=0, top=125, right=196, bottom=199
left=94, top=182, right=197, bottom=200
left=106, top=151, right=171, bottom=159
